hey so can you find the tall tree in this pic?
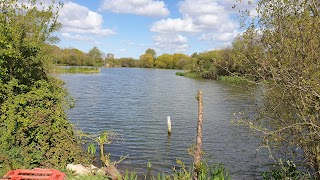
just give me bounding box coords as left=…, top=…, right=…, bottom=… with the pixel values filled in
left=145, top=48, right=156, bottom=59
left=88, top=46, right=103, bottom=66
left=140, top=53, right=153, bottom=68
left=155, top=54, right=173, bottom=69
left=88, top=46, right=102, bottom=60
left=172, top=53, right=191, bottom=69
left=238, top=0, right=320, bottom=178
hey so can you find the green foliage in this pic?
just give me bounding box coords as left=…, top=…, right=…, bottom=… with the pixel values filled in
left=105, top=58, right=137, bottom=68
left=175, top=72, right=185, bottom=76
left=0, top=0, right=91, bottom=175
left=191, top=51, right=219, bottom=79
left=216, top=76, right=248, bottom=84
left=0, top=78, right=91, bottom=175
left=0, top=0, right=61, bottom=85
left=52, top=67, right=100, bottom=74
left=117, top=58, right=138, bottom=67
left=88, top=46, right=103, bottom=61
left=145, top=48, right=156, bottom=59
left=50, top=46, right=105, bottom=66
left=262, top=159, right=313, bottom=180
left=140, top=53, right=154, bottom=68
left=120, top=160, right=230, bottom=180
left=78, top=130, right=127, bottom=167
left=155, top=54, right=173, bottom=69
left=123, top=170, right=137, bottom=180
left=166, top=160, right=230, bottom=180
left=236, top=0, right=320, bottom=178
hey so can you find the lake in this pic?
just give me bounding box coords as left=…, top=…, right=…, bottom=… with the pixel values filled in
left=59, top=68, right=271, bottom=179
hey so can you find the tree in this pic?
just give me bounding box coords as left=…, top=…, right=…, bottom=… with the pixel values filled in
left=88, top=46, right=102, bottom=60
left=230, top=32, right=265, bottom=80
left=237, top=0, right=320, bottom=178
left=0, top=0, right=90, bottom=174
left=155, top=54, right=173, bottom=69
left=145, top=48, right=156, bottom=59
left=140, top=53, right=154, bottom=68
left=118, top=57, right=136, bottom=67
left=0, top=0, right=61, bottom=85
left=193, top=51, right=220, bottom=79
left=88, top=46, right=103, bottom=66
left=172, top=53, right=191, bottom=69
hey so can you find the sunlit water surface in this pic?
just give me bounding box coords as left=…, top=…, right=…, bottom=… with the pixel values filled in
left=59, top=68, right=271, bottom=179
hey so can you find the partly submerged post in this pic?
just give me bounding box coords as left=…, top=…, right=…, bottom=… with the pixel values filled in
left=194, top=90, right=203, bottom=179
left=167, top=116, right=172, bottom=135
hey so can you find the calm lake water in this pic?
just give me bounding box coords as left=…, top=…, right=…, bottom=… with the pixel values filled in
left=59, top=68, right=271, bottom=179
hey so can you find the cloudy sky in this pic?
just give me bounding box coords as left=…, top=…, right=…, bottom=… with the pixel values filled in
left=55, top=0, right=256, bottom=58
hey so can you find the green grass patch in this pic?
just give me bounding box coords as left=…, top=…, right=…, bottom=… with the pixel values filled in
left=217, top=75, right=248, bottom=83
left=53, top=67, right=100, bottom=74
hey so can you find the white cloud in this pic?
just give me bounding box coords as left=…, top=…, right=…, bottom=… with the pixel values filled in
left=59, top=2, right=115, bottom=36
left=150, top=0, right=250, bottom=51
left=62, top=27, right=115, bottom=36
left=153, top=34, right=189, bottom=52
left=198, top=31, right=238, bottom=42
left=61, top=33, right=100, bottom=44
left=151, top=17, right=200, bottom=33
left=100, top=0, right=169, bottom=17
left=120, top=48, right=127, bottom=52
left=179, top=1, right=225, bottom=16
left=151, top=0, right=237, bottom=34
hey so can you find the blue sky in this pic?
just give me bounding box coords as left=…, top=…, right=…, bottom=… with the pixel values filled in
left=55, top=0, right=257, bottom=59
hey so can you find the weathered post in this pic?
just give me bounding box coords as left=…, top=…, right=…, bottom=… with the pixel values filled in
left=167, top=116, right=172, bottom=135
left=194, top=90, right=203, bottom=180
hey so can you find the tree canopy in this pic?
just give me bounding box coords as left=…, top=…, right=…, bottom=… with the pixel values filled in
left=0, top=0, right=90, bottom=174
left=236, top=0, right=320, bottom=178
left=49, top=45, right=105, bottom=66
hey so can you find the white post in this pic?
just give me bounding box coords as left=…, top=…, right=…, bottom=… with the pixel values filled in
left=167, top=116, right=172, bottom=135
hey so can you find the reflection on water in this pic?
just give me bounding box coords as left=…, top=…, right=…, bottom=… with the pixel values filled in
left=59, top=68, right=271, bottom=179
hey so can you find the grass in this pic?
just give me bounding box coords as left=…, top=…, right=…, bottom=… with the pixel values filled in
left=177, top=72, right=250, bottom=84
left=217, top=75, right=248, bottom=83
left=67, top=160, right=231, bottom=180
left=52, top=66, right=100, bottom=74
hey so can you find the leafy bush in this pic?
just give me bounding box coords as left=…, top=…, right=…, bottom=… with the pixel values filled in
left=262, top=160, right=314, bottom=180
left=0, top=78, right=91, bottom=175
left=0, top=0, right=92, bottom=175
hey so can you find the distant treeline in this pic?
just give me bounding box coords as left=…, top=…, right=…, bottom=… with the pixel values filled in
left=108, top=33, right=266, bottom=81
left=50, top=45, right=104, bottom=66
left=107, top=51, right=192, bottom=70
left=50, top=33, right=263, bottom=81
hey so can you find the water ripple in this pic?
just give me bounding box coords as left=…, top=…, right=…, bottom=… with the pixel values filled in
left=59, top=68, right=271, bottom=179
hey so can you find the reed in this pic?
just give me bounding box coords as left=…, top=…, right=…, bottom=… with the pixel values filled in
left=53, top=66, right=100, bottom=74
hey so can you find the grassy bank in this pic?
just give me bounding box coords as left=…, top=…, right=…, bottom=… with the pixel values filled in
left=53, top=66, right=100, bottom=74
left=217, top=75, right=248, bottom=83
left=176, top=71, right=249, bottom=84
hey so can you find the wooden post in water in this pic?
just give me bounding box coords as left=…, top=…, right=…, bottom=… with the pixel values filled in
left=194, top=90, right=203, bottom=180
left=167, top=116, right=172, bottom=135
